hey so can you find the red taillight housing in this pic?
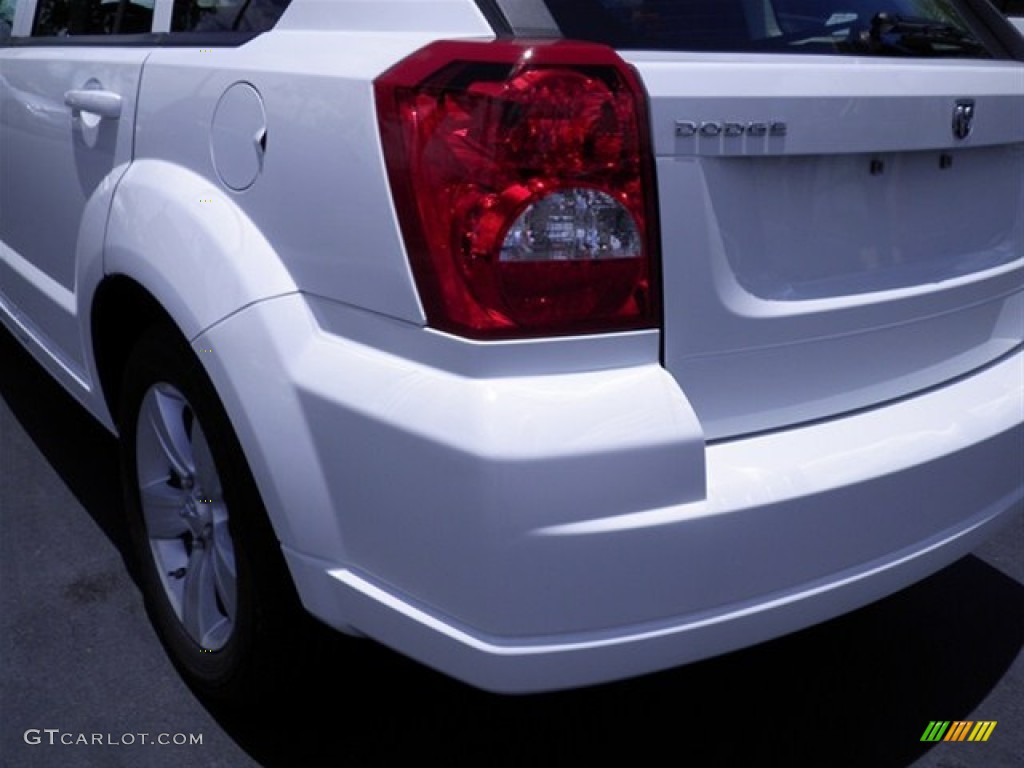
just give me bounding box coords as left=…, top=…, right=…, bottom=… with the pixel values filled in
left=374, top=40, right=660, bottom=339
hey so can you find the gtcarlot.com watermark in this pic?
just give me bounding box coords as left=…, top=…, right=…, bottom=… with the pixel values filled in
left=24, top=729, right=202, bottom=747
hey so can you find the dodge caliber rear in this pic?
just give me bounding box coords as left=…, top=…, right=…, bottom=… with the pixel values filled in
left=250, top=0, right=1024, bottom=693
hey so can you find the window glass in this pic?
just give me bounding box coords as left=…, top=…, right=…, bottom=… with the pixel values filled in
left=33, top=0, right=155, bottom=35
left=541, top=0, right=993, bottom=57
left=0, top=0, right=14, bottom=39
left=171, top=0, right=290, bottom=33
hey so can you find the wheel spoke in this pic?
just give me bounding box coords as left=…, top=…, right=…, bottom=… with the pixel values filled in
left=191, top=423, right=222, bottom=501
left=144, top=386, right=195, bottom=480
left=139, top=480, right=190, bottom=539
left=211, top=515, right=237, bottom=621
left=181, top=544, right=229, bottom=649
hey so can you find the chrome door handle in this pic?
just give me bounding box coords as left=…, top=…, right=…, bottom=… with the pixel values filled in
left=64, top=89, right=122, bottom=120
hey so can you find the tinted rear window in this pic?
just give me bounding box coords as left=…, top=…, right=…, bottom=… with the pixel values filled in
left=542, top=0, right=994, bottom=57
left=171, top=0, right=291, bottom=33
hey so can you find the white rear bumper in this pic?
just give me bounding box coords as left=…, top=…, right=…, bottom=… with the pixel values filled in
left=199, top=293, right=1024, bottom=693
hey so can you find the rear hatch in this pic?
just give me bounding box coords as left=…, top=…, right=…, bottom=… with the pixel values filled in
left=537, top=0, right=1024, bottom=438
left=643, top=54, right=1024, bottom=438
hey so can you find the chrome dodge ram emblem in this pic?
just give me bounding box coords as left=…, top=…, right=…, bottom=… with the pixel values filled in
left=952, top=99, right=975, bottom=140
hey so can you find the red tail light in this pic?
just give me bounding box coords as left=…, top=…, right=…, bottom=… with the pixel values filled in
left=374, top=40, right=660, bottom=339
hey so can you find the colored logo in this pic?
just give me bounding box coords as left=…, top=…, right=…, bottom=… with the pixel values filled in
left=921, top=721, right=996, bottom=742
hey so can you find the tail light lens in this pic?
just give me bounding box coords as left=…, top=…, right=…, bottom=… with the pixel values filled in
left=374, top=40, right=660, bottom=339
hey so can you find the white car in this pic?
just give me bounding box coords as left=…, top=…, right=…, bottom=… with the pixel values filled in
left=1, top=0, right=1022, bottom=697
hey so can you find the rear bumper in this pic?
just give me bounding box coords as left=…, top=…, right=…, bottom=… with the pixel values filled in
left=200, top=294, right=1024, bottom=693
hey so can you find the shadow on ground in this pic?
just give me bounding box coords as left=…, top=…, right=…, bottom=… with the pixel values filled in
left=3, top=327, right=1021, bottom=767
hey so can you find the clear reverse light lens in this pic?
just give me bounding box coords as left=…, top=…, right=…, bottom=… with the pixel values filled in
left=501, top=189, right=642, bottom=263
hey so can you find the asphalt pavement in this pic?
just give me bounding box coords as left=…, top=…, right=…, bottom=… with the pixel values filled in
left=2, top=326, right=1022, bottom=767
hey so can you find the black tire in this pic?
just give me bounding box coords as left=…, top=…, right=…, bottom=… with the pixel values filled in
left=118, top=324, right=304, bottom=702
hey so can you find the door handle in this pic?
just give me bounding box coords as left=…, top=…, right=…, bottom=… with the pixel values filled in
left=64, top=89, right=122, bottom=120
